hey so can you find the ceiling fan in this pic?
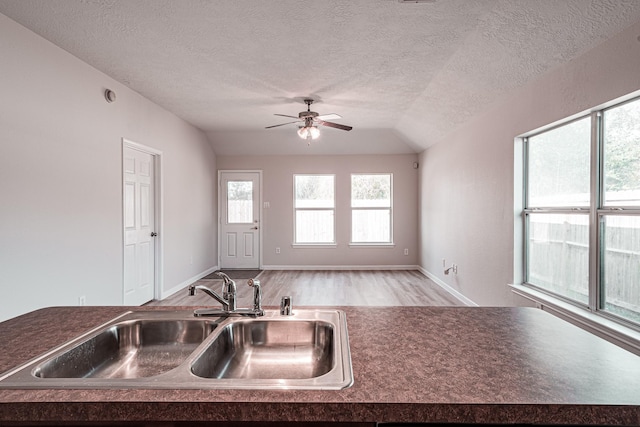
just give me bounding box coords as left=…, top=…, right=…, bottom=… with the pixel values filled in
left=265, top=98, right=353, bottom=142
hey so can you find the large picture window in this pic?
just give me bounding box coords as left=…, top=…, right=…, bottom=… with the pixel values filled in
left=294, top=174, right=335, bottom=244
left=522, top=96, right=640, bottom=327
left=601, top=98, right=640, bottom=324
left=525, top=117, right=591, bottom=304
left=351, top=174, right=392, bottom=244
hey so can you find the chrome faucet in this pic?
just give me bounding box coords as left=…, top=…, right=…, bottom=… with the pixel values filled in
left=188, top=273, right=235, bottom=311
left=188, top=271, right=263, bottom=317
left=216, top=271, right=237, bottom=311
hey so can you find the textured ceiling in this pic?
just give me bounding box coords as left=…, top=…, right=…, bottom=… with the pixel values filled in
left=2, top=0, right=640, bottom=155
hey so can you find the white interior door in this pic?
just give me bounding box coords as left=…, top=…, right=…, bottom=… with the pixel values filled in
left=219, top=171, right=261, bottom=269
left=123, top=146, right=156, bottom=305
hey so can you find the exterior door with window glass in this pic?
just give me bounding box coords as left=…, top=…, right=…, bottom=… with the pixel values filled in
left=219, top=171, right=260, bottom=269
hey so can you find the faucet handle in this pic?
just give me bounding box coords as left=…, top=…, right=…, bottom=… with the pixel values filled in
left=222, top=279, right=236, bottom=299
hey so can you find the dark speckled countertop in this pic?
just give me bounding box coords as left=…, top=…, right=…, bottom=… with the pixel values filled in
left=1, top=306, right=640, bottom=426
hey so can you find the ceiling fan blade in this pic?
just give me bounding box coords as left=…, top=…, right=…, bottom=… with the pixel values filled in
left=274, top=114, right=300, bottom=119
left=318, top=120, right=353, bottom=131
left=265, top=121, right=300, bottom=129
left=317, top=113, right=341, bottom=121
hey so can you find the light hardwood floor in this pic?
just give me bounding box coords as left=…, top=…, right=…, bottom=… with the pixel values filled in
left=147, top=270, right=463, bottom=307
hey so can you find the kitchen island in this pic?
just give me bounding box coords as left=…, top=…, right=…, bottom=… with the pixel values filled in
left=1, top=305, right=639, bottom=426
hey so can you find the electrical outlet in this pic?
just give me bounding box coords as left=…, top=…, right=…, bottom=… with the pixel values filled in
left=275, top=247, right=281, bottom=254
left=404, top=248, right=409, bottom=256
left=453, top=264, right=458, bottom=274
left=78, top=296, right=86, bottom=306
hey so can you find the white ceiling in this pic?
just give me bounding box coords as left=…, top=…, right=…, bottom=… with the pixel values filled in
left=2, top=0, right=640, bottom=156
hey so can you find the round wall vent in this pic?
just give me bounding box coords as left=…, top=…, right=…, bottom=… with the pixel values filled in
left=104, top=89, right=116, bottom=103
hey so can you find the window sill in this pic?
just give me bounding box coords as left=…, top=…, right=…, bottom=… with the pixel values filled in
left=348, top=243, right=395, bottom=248
left=510, top=283, right=640, bottom=355
left=291, top=244, right=337, bottom=249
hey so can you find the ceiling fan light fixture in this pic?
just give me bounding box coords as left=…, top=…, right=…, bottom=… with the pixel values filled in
left=297, top=126, right=309, bottom=139
left=297, top=126, right=320, bottom=140
left=267, top=98, right=351, bottom=141
left=309, top=126, right=320, bottom=139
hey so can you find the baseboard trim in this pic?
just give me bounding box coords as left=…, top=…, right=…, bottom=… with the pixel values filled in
left=261, top=265, right=419, bottom=271
left=161, top=265, right=219, bottom=300
left=418, top=267, right=478, bottom=307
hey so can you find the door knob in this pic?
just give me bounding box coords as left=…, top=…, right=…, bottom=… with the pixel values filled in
left=251, top=226, right=258, bottom=230
left=151, top=232, right=158, bottom=237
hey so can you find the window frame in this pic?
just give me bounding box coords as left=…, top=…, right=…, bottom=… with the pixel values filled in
left=293, top=174, right=336, bottom=246
left=522, top=114, right=594, bottom=309
left=350, top=173, right=394, bottom=245
left=517, top=94, right=640, bottom=342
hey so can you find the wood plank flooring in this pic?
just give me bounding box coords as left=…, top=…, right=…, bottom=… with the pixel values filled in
left=147, top=270, right=463, bottom=307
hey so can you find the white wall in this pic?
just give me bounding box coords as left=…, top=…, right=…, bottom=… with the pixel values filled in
left=216, top=154, right=419, bottom=268
left=0, top=14, right=218, bottom=322
left=419, top=20, right=640, bottom=306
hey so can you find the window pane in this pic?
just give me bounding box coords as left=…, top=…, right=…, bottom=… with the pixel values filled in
left=227, top=181, right=252, bottom=223
left=601, top=215, right=640, bottom=323
left=352, top=210, right=390, bottom=243
left=352, top=174, right=391, bottom=208
left=527, top=213, right=589, bottom=304
left=603, top=98, right=640, bottom=206
left=296, top=210, right=334, bottom=243
left=295, top=175, right=334, bottom=208
left=527, top=117, right=591, bottom=207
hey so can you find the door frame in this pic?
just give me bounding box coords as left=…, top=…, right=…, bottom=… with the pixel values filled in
left=122, top=138, right=163, bottom=302
left=218, top=170, right=263, bottom=269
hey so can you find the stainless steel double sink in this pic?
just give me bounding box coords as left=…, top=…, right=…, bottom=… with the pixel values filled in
left=0, top=309, right=353, bottom=390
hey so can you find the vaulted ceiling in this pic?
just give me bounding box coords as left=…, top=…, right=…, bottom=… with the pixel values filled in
left=2, top=0, right=640, bottom=155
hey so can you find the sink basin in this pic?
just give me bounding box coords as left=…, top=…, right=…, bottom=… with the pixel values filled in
left=191, top=319, right=335, bottom=380
left=0, top=309, right=352, bottom=390
left=35, top=317, right=217, bottom=379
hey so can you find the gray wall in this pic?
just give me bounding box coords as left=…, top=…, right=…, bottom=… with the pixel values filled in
left=0, top=14, right=218, bottom=322
left=216, top=154, right=419, bottom=268
left=419, top=20, right=640, bottom=307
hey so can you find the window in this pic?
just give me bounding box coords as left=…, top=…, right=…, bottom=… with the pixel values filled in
left=525, top=117, right=591, bottom=304
left=227, top=180, right=253, bottom=223
left=294, top=174, right=335, bottom=244
left=351, top=174, right=392, bottom=244
left=522, top=96, right=640, bottom=328
left=601, top=98, right=640, bottom=324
